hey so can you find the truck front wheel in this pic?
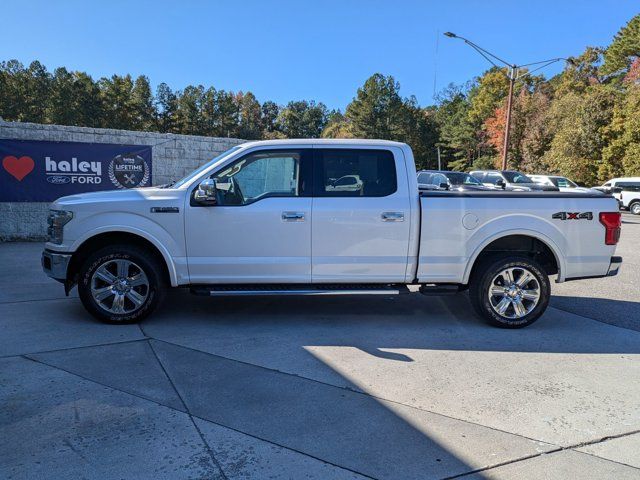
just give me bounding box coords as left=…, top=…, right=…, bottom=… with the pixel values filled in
left=77, top=245, right=166, bottom=324
left=469, top=255, right=550, bottom=328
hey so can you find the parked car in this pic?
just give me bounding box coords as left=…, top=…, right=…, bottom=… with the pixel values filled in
left=470, top=170, right=560, bottom=191
left=42, top=139, right=621, bottom=329
left=417, top=170, right=493, bottom=191
left=593, top=177, right=640, bottom=194
left=326, top=175, right=363, bottom=193
left=615, top=185, right=640, bottom=215
left=528, top=175, right=597, bottom=193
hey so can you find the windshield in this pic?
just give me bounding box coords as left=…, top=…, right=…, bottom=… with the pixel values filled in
left=444, top=172, right=482, bottom=185
left=549, top=177, right=578, bottom=188
left=171, top=146, right=243, bottom=188
left=502, top=171, right=533, bottom=184
left=417, top=172, right=432, bottom=184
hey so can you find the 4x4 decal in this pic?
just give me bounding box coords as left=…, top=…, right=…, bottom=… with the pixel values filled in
left=552, top=212, right=593, bottom=220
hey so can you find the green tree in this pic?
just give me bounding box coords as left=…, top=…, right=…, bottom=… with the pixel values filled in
left=21, top=61, right=51, bottom=123
left=260, top=100, right=279, bottom=135
left=277, top=100, right=327, bottom=138
left=155, top=82, right=179, bottom=133
left=601, top=14, right=640, bottom=76
left=321, top=110, right=353, bottom=138
left=345, top=74, right=405, bottom=139
left=236, top=92, right=262, bottom=139
left=131, top=75, right=155, bottom=130
left=434, top=84, right=476, bottom=170
left=176, top=85, right=205, bottom=135
left=601, top=84, right=640, bottom=178
left=48, top=67, right=76, bottom=125
left=542, top=86, right=616, bottom=184
left=467, top=67, right=510, bottom=127
left=214, top=90, right=240, bottom=137
left=98, top=74, right=136, bottom=130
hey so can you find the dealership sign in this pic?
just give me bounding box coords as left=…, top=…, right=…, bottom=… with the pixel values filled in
left=0, top=139, right=152, bottom=201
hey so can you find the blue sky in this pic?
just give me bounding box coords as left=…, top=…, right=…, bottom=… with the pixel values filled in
left=3, top=1, right=637, bottom=110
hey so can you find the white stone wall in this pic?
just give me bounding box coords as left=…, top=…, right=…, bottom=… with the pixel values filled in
left=0, top=120, right=245, bottom=240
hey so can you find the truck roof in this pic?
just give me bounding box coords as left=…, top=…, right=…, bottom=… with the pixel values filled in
left=238, top=138, right=409, bottom=148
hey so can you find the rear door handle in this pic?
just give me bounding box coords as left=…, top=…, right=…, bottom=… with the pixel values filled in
left=381, top=212, right=404, bottom=222
left=282, top=211, right=306, bottom=222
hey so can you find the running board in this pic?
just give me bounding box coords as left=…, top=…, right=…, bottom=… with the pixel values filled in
left=190, top=284, right=410, bottom=297
left=419, top=284, right=462, bottom=295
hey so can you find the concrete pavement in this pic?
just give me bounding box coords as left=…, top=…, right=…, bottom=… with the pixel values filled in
left=1, top=218, right=639, bottom=479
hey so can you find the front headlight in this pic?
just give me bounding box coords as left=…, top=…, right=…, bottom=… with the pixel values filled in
left=47, top=210, right=73, bottom=244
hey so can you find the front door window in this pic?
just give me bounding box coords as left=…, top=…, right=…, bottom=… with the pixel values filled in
left=213, top=151, right=300, bottom=205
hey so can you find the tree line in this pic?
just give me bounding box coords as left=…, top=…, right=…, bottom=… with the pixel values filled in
left=1, top=14, right=638, bottom=185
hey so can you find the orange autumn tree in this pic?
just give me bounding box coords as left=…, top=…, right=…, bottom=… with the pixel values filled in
left=483, top=105, right=506, bottom=168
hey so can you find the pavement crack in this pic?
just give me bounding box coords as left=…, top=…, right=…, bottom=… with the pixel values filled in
left=568, top=428, right=640, bottom=449
left=148, top=339, right=226, bottom=479
left=0, top=296, right=76, bottom=305
left=450, top=430, right=640, bottom=478
left=444, top=448, right=563, bottom=479
left=1, top=338, right=148, bottom=359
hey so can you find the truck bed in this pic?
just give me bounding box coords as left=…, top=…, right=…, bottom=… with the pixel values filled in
left=417, top=191, right=619, bottom=284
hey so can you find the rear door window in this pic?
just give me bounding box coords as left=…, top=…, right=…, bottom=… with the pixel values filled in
left=314, top=149, right=397, bottom=197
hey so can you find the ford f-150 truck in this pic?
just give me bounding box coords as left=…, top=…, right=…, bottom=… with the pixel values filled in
left=42, top=139, right=622, bottom=328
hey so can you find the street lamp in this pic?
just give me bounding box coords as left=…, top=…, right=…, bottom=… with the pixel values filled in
left=443, top=32, right=571, bottom=170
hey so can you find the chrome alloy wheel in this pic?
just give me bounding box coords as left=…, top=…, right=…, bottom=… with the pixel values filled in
left=487, top=267, right=541, bottom=319
left=90, top=259, right=149, bottom=314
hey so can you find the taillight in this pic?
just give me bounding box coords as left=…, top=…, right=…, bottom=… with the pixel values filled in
left=599, top=212, right=621, bottom=245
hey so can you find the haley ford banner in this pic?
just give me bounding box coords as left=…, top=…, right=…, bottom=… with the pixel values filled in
left=0, top=139, right=152, bottom=202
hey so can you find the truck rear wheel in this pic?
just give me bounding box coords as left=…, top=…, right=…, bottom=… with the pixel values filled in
left=77, top=245, right=166, bottom=324
left=630, top=201, right=640, bottom=215
left=469, top=255, right=550, bottom=328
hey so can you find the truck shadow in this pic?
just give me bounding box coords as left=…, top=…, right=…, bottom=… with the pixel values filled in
left=550, top=295, right=640, bottom=332
left=156, top=289, right=640, bottom=356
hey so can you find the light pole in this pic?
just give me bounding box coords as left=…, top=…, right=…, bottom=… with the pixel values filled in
left=443, top=32, right=570, bottom=170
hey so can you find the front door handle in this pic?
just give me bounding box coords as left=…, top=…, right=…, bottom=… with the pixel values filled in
left=381, top=212, right=404, bottom=222
left=282, top=211, right=306, bottom=222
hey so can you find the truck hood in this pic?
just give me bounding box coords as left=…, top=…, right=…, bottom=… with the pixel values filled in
left=52, top=187, right=182, bottom=208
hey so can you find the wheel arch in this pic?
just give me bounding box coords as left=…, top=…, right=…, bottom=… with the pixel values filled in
left=67, top=229, right=177, bottom=287
left=464, top=231, right=564, bottom=284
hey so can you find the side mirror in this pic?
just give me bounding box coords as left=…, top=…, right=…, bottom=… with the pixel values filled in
left=439, top=182, right=450, bottom=190
left=496, top=179, right=506, bottom=189
left=194, top=179, right=218, bottom=205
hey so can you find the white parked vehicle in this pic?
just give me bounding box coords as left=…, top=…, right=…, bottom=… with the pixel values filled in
left=528, top=175, right=596, bottom=193
left=469, top=170, right=559, bottom=192
left=617, top=187, right=640, bottom=215
left=594, top=177, right=640, bottom=195
left=43, top=139, right=622, bottom=328
left=325, top=175, right=363, bottom=193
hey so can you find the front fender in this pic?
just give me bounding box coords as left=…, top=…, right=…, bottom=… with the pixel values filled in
left=69, top=213, right=183, bottom=286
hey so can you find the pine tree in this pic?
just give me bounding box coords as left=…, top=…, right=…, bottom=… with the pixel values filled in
left=601, top=14, right=640, bottom=76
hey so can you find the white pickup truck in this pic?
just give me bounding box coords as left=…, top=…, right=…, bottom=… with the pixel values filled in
left=42, top=139, right=622, bottom=328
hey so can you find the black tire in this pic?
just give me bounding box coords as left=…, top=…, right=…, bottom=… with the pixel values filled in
left=630, top=202, right=640, bottom=215
left=469, top=255, right=550, bottom=328
left=78, top=245, right=166, bottom=324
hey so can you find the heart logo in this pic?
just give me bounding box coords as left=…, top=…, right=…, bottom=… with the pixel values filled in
left=3, top=155, right=35, bottom=181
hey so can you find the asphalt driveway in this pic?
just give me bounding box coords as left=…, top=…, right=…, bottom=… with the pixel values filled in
left=1, top=214, right=639, bottom=479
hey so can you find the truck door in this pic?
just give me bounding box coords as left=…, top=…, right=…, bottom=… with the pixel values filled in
left=311, top=147, right=411, bottom=283
left=185, top=148, right=313, bottom=283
